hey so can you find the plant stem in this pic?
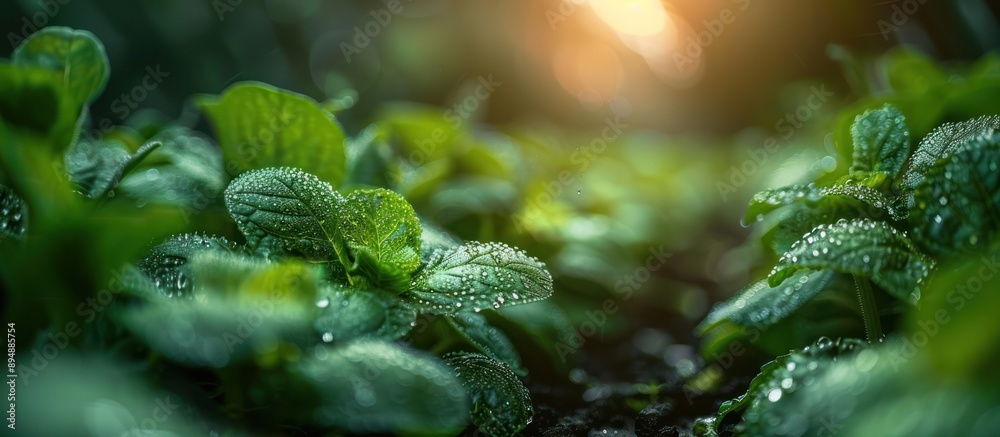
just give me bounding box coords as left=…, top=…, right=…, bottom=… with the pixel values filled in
left=853, top=274, right=883, bottom=343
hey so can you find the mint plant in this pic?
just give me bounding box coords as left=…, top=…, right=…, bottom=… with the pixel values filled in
left=698, top=104, right=1000, bottom=434
left=1, top=26, right=554, bottom=436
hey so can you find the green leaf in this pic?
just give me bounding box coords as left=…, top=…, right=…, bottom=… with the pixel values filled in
left=136, top=233, right=243, bottom=298
left=199, top=82, right=347, bottom=186
left=339, top=188, right=421, bottom=291
left=116, top=127, right=226, bottom=207
left=849, top=104, right=911, bottom=179
left=698, top=270, right=836, bottom=337
left=445, top=352, right=533, bottom=437
left=407, top=242, right=553, bottom=315
left=12, top=26, right=109, bottom=109
left=446, top=312, right=525, bottom=376
left=224, top=167, right=351, bottom=271
left=715, top=354, right=788, bottom=429
left=0, top=184, right=28, bottom=241
left=745, top=181, right=901, bottom=225
left=732, top=338, right=867, bottom=436
left=0, top=62, right=62, bottom=137
left=900, top=114, right=1000, bottom=189
left=314, top=285, right=417, bottom=343
left=65, top=139, right=161, bottom=198
left=769, top=219, right=934, bottom=301
left=124, top=253, right=321, bottom=367
left=911, top=132, right=1000, bottom=256
left=299, top=340, right=469, bottom=435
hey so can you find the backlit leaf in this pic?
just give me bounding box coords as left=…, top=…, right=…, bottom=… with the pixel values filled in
left=200, top=82, right=347, bottom=186
left=338, top=188, right=421, bottom=291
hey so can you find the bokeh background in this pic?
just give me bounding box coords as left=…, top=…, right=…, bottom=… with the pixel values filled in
left=4, top=0, right=1000, bottom=434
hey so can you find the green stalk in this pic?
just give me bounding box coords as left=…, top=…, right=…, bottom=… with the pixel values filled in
left=853, top=274, right=883, bottom=343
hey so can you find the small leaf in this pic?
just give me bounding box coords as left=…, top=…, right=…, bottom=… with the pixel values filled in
left=910, top=132, right=1000, bottom=256
left=900, top=114, right=1000, bottom=189
left=199, top=82, right=347, bottom=186
left=224, top=167, right=351, bottom=270
left=314, top=286, right=417, bottom=343
left=65, top=139, right=161, bottom=198
left=445, top=352, right=533, bottom=437
left=849, top=104, right=911, bottom=179
left=12, top=26, right=109, bottom=108
left=407, top=242, right=553, bottom=315
left=447, top=312, right=525, bottom=376
left=300, top=340, right=469, bottom=435
left=769, top=219, right=934, bottom=301
left=189, top=250, right=321, bottom=306
left=136, top=233, right=243, bottom=298
left=116, top=127, right=227, bottom=207
left=698, top=270, right=836, bottom=336
left=746, top=181, right=900, bottom=225
left=0, top=184, right=28, bottom=241
left=715, top=354, right=788, bottom=428
left=338, top=188, right=421, bottom=291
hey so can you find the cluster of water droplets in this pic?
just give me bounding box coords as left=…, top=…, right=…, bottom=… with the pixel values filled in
left=911, top=132, right=1000, bottom=256
left=409, top=242, right=553, bottom=315
left=901, top=114, right=1000, bottom=189
left=137, top=233, right=241, bottom=298
left=338, top=188, right=422, bottom=276
left=0, top=186, right=28, bottom=240
left=770, top=218, right=933, bottom=300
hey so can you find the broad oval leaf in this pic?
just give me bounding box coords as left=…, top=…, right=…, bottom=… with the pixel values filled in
left=445, top=352, right=533, bottom=437
left=300, top=340, right=469, bottom=435
left=698, top=270, right=836, bottom=337
left=338, top=188, right=421, bottom=291
left=0, top=184, right=28, bottom=241
left=12, top=26, right=109, bottom=108
left=900, top=114, right=1000, bottom=189
left=314, top=286, right=417, bottom=343
left=199, top=82, right=347, bottom=186
left=769, top=219, right=934, bottom=301
left=224, top=167, right=351, bottom=270
left=136, top=233, right=243, bottom=298
left=447, top=312, right=525, bottom=376
left=407, top=242, right=553, bottom=315
left=911, top=132, right=1000, bottom=256
left=850, top=104, right=911, bottom=179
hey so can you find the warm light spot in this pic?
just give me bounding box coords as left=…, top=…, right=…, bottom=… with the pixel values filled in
left=551, top=41, right=624, bottom=105
left=587, top=0, right=669, bottom=36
